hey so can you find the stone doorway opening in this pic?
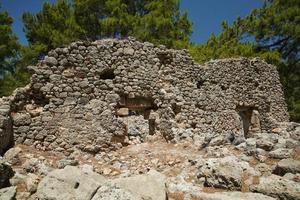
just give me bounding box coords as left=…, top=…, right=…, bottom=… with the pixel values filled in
left=237, top=106, right=261, bottom=138
left=116, top=95, right=157, bottom=142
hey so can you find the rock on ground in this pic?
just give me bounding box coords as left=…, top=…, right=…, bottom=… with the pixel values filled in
left=269, top=148, right=294, bottom=159
left=111, top=170, right=166, bottom=200
left=273, top=159, right=300, bottom=176
left=193, top=191, right=276, bottom=200
left=3, top=147, right=22, bottom=165
left=36, top=166, right=106, bottom=200
left=91, top=183, right=140, bottom=200
left=36, top=166, right=166, bottom=200
left=197, top=156, right=256, bottom=190
left=0, top=186, right=16, bottom=200
left=250, top=174, right=300, bottom=200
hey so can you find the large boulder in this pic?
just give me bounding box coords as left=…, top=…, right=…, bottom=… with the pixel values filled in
left=269, top=148, right=294, bottom=159
left=197, top=156, right=257, bottom=190
left=250, top=175, right=300, bottom=200
left=3, top=147, right=22, bottom=165
left=111, top=170, right=166, bottom=200
left=91, top=183, right=140, bottom=200
left=273, top=159, right=300, bottom=176
left=36, top=166, right=106, bottom=200
left=36, top=166, right=166, bottom=200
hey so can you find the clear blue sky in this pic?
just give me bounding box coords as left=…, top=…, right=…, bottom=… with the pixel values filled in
left=1, top=0, right=263, bottom=45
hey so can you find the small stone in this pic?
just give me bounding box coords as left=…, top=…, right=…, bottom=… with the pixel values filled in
left=123, top=47, right=134, bottom=55
left=103, top=168, right=112, bottom=175
left=44, top=56, right=58, bottom=66
left=116, top=108, right=129, bottom=117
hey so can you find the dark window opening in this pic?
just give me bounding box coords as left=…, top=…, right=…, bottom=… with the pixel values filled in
left=191, top=122, right=197, bottom=129
left=157, top=52, right=172, bottom=65
left=221, top=85, right=227, bottom=90
left=171, top=103, right=181, bottom=115
left=197, top=80, right=205, bottom=89
left=100, top=69, right=115, bottom=80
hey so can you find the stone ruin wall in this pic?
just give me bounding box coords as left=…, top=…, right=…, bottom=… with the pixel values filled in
left=0, top=98, right=13, bottom=155
left=0, top=38, right=289, bottom=155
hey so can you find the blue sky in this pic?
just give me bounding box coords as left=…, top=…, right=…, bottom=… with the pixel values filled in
left=1, top=0, right=263, bottom=45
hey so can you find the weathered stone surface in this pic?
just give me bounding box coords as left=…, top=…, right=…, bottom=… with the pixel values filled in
left=112, top=170, right=166, bottom=200
left=22, top=158, right=52, bottom=175
left=274, top=159, right=300, bottom=176
left=197, top=156, right=256, bottom=190
left=36, top=166, right=166, bottom=200
left=11, top=113, right=31, bottom=126
left=25, top=173, right=39, bottom=193
left=250, top=175, right=300, bottom=200
left=36, top=166, right=106, bottom=200
left=0, top=186, right=16, bottom=200
left=116, top=108, right=129, bottom=117
left=91, top=183, right=140, bottom=200
left=3, top=147, right=22, bottom=165
left=0, top=38, right=289, bottom=154
left=57, top=158, right=79, bottom=169
left=0, top=98, right=13, bottom=155
left=193, top=191, right=275, bottom=200
left=44, top=56, right=58, bottom=66
left=269, top=148, right=294, bottom=159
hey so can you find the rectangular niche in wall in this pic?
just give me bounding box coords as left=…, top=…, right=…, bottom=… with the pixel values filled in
left=116, top=95, right=157, bottom=138
left=237, top=106, right=261, bottom=138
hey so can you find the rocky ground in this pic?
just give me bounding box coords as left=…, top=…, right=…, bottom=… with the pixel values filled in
left=1, top=122, right=300, bottom=200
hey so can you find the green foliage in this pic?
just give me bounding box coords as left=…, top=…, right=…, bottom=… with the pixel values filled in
left=23, top=0, right=84, bottom=52
left=189, top=33, right=281, bottom=64
left=101, top=0, right=136, bottom=38
left=0, top=7, right=20, bottom=75
left=190, top=0, right=300, bottom=122
left=0, top=68, right=30, bottom=97
left=20, top=0, right=192, bottom=57
left=74, top=0, right=106, bottom=40
left=134, top=0, right=192, bottom=48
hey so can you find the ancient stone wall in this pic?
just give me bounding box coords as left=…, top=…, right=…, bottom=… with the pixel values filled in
left=0, top=98, right=13, bottom=155
left=0, top=38, right=289, bottom=155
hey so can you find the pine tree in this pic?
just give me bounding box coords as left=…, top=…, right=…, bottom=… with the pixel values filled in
left=0, top=6, right=20, bottom=76
left=23, top=0, right=84, bottom=52
left=74, top=0, right=107, bottom=40
left=134, top=0, right=192, bottom=48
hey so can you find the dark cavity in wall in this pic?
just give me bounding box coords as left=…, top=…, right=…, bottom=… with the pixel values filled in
left=197, top=79, right=205, bottom=89
left=236, top=106, right=257, bottom=138
left=116, top=95, right=157, bottom=136
left=157, top=52, right=172, bottom=65
left=100, top=68, right=115, bottom=80
left=10, top=89, right=49, bottom=113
